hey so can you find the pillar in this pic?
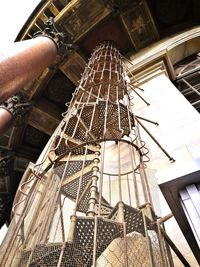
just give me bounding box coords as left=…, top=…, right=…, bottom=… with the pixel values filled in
left=0, top=18, right=75, bottom=135
left=0, top=36, right=57, bottom=104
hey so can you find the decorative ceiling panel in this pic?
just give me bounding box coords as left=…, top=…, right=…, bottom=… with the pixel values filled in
left=55, top=0, right=111, bottom=42
left=121, top=0, right=159, bottom=51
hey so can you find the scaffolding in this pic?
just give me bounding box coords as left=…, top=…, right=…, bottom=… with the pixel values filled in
left=0, top=42, right=190, bottom=267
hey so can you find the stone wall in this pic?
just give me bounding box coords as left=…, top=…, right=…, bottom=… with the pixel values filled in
left=131, top=73, right=200, bottom=266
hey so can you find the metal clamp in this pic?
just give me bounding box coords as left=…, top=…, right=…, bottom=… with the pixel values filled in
left=0, top=92, right=32, bottom=126
left=33, top=17, right=78, bottom=62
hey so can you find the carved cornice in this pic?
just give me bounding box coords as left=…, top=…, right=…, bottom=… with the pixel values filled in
left=127, top=50, right=176, bottom=85
left=126, top=25, right=200, bottom=85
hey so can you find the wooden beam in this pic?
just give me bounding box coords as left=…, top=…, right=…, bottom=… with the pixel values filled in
left=27, top=98, right=61, bottom=135
left=48, top=3, right=60, bottom=16
left=60, top=51, right=86, bottom=86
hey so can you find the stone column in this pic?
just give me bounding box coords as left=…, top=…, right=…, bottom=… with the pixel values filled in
left=0, top=18, right=75, bottom=104
left=0, top=36, right=57, bottom=104
left=0, top=18, right=76, bottom=135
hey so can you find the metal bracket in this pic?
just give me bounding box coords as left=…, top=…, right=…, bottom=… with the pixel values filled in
left=135, top=116, right=175, bottom=162
left=33, top=17, right=78, bottom=62
left=0, top=92, right=32, bottom=127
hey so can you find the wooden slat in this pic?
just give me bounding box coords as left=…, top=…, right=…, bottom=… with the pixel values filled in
left=39, top=12, right=48, bottom=22
left=49, top=3, right=60, bottom=16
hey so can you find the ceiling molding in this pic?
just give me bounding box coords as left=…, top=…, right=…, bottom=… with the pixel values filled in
left=128, top=50, right=176, bottom=85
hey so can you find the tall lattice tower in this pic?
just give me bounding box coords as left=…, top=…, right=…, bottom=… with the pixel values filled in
left=1, top=42, right=178, bottom=266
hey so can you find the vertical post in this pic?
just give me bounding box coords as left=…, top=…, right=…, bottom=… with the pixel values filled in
left=92, top=216, right=98, bottom=267
left=142, top=208, right=155, bottom=267
left=87, top=145, right=100, bottom=217
left=42, top=153, right=72, bottom=244
left=130, top=145, right=140, bottom=207
left=123, top=222, right=128, bottom=267
left=126, top=174, right=132, bottom=206
left=117, top=141, right=125, bottom=223
left=98, top=141, right=105, bottom=216
left=156, top=221, right=168, bottom=267
left=67, top=215, right=77, bottom=242
left=162, top=223, right=175, bottom=267
left=109, top=175, right=111, bottom=204
left=59, top=197, right=66, bottom=242
left=135, top=121, right=149, bottom=204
